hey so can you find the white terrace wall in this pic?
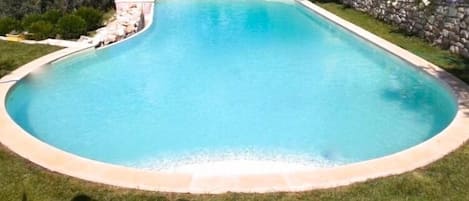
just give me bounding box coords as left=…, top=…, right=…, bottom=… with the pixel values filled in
left=340, top=0, right=469, bottom=58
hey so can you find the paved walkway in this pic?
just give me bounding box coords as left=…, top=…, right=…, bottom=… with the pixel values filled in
left=0, top=36, right=94, bottom=48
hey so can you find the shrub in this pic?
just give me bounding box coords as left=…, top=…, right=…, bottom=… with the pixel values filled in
left=43, top=10, right=62, bottom=24
left=74, top=7, right=104, bottom=31
left=22, top=13, right=44, bottom=31
left=1, top=0, right=114, bottom=19
left=57, top=15, right=86, bottom=39
left=0, top=17, right=21, bottom=35
left=27, top=20, right=54, bottom=40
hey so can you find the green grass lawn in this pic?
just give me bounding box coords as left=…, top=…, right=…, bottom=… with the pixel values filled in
left=1, top=2, right=469, bottom=201
left=0, top=41, right=62, bottom=77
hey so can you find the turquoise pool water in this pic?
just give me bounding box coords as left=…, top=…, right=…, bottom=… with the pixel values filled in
left=6, top=0, right=457, bottom=170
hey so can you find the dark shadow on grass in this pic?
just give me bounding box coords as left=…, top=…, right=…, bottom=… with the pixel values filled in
left=446, top=57, right=469, bottom=83
left=149, top=196, right=170, bottom=201
left=71, top=194, right=94, bottom=201
left=389, top=28, right=418, bottom=37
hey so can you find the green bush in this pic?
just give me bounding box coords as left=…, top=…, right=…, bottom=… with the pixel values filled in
left=0, top=0, right=114, bottom=20
left=57, top=15, right=86, bottom=39
left=74, top=7, right=104, bottom=31
left=0, top=17, right=21, bottom=35
left=27, top=20, right=54, bottom=40
left=22, top=13, right=44, bottom=31
left=43, top=10, right=62, bottom=24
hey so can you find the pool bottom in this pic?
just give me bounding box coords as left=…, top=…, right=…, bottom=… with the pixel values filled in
left=125, top=150, right=342, bottom=174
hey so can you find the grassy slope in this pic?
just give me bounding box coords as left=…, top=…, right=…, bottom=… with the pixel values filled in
left=2, top=2, right=469, bottom=201
left=0, top=41, right=62, bottom=77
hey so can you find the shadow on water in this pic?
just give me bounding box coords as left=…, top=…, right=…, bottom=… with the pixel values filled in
left=378, top=57, right=469, bottom=138
left=380, top=88, right=449, bottom=136
left=417, top=62, right=469, bottom=118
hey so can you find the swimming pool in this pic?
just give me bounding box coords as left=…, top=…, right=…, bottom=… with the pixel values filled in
left=2, top=0, right=467, bottom=191
left=4, top=0, right=458, bottom=172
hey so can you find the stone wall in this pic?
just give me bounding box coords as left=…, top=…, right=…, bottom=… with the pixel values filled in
left=340, top=0, right=469, bottom=58
left=89, top=1, right=154, bottom=46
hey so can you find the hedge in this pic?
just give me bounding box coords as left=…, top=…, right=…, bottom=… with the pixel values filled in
left=57, top=15, right=87, bottom=39
left=0, top=17, right=20, bottom=35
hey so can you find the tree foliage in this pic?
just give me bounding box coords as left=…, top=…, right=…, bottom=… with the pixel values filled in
left=43, top=10, right=62, bottom=24
left=0, top=17, right=21, bottom=35
left=22, top=13, right=44, bottom=31
left=0, top=0, right=110, bottom=39
left=0, top=0, right=114, bottom=19
left=74, top=7, right=104, bottom=31
left=57, top=14, right=87, bottom=39
left=27, top=20, right=55, bottom=40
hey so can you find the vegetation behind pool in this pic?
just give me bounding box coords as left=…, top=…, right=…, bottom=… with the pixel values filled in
left=0, top=1, right=114, bottom=40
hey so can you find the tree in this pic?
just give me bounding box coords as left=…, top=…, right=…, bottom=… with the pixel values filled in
left=0, top=0, right=114, bottom=19
left=57, top=15, right=87, bottom=39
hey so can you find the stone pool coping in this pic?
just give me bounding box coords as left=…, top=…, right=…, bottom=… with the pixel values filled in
left=1, top=0, right=469, bottom=194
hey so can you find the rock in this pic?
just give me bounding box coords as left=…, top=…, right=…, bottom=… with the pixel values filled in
left=436, top=6, right=445, bottom=14
left=461, top=30, right=469, bottom=39
left=425, top=24, right=433, bottom=31
left=427, top=15, right=435, bottom=24
left=418, top=30, right=425, bottom=38
left=444, top=22, right=454, bottom=30
left=116, top=26, right=126, bottom=37
left=454, top=24, right=460, bottom=33
left=450, top=45, right=459, bottom=54
left=461, top=48, right=469, bottom=58
left=96, top=3, right=146, bottom=46
left=441, top=38, right=451, bottom=49
left=448, top=7, right=458, bottom=17
left=393, top=15, right=402, bottom=24
left=461, top=22, right=467, bottom=29
left=125, top=25, right=135, bottom=34
left=424, top=31, right=433, bottom=37
left=414, top=23, right=423, bottom=30
left=449, top=31, right=459, bottom=41
left=442, top=29, right=450, bottom=37
left=105, top=34, right=117, bottom=45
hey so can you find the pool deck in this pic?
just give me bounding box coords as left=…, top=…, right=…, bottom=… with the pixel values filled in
left=1, top=0, right=469, bottom=194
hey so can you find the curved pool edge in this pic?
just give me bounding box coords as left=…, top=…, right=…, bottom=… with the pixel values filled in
left=0, top=0, right=469, bottom=194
